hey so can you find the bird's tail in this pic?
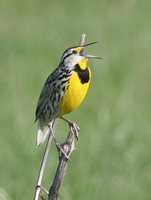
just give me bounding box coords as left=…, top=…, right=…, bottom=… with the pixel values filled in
left=36, top=121, right=50, bottom=147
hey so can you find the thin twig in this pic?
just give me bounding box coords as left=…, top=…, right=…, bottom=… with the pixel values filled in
left=34, top=120, right=56, bottom=200
left=79, top=34, right=86, bottom=46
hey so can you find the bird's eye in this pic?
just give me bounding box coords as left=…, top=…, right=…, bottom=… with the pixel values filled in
left=72, top=50, right=77, bottom=54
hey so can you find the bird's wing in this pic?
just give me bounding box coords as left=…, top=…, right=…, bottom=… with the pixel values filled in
left=35, top=68, right=61, bottom=122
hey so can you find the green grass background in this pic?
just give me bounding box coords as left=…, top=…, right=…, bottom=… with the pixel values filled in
left=0, top=0, right=151, bottom=199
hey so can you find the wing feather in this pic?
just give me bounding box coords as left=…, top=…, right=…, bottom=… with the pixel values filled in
left=35, top=68, right=61, bottom=122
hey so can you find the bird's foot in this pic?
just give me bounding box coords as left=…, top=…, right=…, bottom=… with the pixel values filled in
left=60, top=117, right=80, bottom=140
left=69, top=121, right=80, bottom=140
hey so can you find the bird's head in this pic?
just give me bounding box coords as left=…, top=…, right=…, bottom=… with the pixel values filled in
left=60, top=42, right=101, bottom=70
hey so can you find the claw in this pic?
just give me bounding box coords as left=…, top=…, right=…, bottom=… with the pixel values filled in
left=60, top=117, right=80, bottom=140
left=69, top=122, right=80, bottom=140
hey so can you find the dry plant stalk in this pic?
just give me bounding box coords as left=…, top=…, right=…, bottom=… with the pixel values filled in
left=34, top=120, right=56, bottom=200
left=48, top=131, right=76, bottom=200
left=79, top=34, right=86, bottom=46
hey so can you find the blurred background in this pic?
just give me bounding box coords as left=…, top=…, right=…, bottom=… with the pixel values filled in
left=0, top=0, right=151, bottom=199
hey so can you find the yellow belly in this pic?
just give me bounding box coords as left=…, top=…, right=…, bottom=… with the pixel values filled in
left=60, top=68, right=91, bottom=115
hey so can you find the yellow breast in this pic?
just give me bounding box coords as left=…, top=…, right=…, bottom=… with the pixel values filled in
left=60, top=66, right=91, bottom=115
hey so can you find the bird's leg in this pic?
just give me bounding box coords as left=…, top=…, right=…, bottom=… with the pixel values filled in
left=60, top=117, right=80, bottom=140
left=48, top=122, right=69, bottom=160
left=48, top=122, right=59, bottom=146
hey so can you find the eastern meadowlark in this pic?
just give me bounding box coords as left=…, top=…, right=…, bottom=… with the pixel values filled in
left=35, top=41, right=100, bottom=146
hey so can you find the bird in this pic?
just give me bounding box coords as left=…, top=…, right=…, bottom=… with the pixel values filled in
left=35, top=41, right=100, bottom=146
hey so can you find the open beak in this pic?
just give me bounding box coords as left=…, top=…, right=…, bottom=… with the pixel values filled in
left=81, top=42, right=102, bottom=59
